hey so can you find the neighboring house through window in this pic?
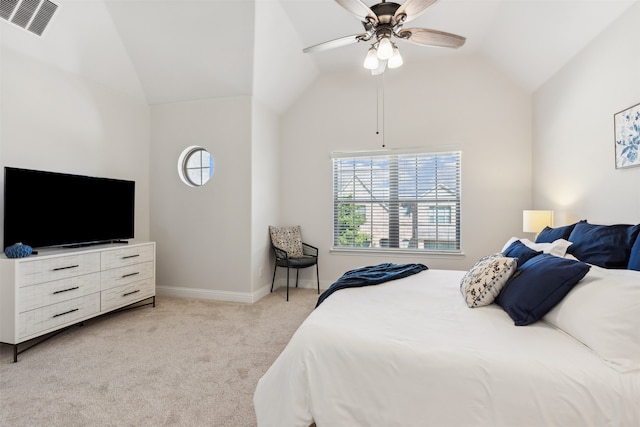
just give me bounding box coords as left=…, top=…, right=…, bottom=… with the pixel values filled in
left=332, top=149, right=462, bottom=252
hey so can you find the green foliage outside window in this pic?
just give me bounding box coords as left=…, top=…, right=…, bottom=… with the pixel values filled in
left=337, top=201, right=371, bottom=247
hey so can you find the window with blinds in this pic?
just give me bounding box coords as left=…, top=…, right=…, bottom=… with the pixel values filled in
left=332, top=150, right=461, bottom=252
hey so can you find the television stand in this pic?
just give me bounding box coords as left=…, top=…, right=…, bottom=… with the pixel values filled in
left=0, top=241, right=156, bottom=362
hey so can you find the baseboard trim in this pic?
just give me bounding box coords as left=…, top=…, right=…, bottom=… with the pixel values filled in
left=157, top=285, right=263, bottom=303
left=156, top=280, right=326, bottom=304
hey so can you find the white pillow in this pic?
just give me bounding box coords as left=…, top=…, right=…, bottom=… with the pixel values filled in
left=543, top=265, right=640, bottom=373
left=460, top=253, right=517, bottom=308
left=501, top=237, right=572, bottom=258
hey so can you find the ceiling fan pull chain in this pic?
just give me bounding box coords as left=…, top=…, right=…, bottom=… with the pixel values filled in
left=376, top=73, right=386, bottom=148
left=376, top=77, right=380, bottom=138
left=382, top=72, right=386, bottom=148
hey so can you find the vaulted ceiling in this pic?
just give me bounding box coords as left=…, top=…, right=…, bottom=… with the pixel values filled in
left=283, top=0, right=636, bottom=90
left=1, top=0, right=636, bottom=113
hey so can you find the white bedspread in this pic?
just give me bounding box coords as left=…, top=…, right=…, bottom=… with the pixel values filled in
left=254, top=269, right=640, bottom=427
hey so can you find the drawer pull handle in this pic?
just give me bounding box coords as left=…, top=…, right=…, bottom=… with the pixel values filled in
left=122, top=272, right=140, bottom=278
left=53, top=308, right=79, bottom=318
left=53, top=286, right=80, bottom=295
left=123, top=289, right=140, bottom=297
left=52, top=264, right=80, bottom=271
left=122, top=254, right=140, bottom=259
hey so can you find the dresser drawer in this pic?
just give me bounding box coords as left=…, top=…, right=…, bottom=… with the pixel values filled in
left=18, top=293, right=100, bottom=340
left=101, top=278, right=154, bottom=312
left=18, top=272, right=101, bottom=312
left=101, top=244, right=154, bottom=270
left=100, top=261, right=154, bottom=291
left=17, top=253, right=101, bottom=287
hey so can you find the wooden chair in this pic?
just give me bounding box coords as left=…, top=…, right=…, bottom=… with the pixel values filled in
left=269, top=226, right=319, bottom=301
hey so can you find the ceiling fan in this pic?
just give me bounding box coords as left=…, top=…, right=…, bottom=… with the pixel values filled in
left=303, top=0, right=466, bottom=75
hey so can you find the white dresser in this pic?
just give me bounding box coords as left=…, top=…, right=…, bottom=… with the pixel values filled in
left=0, top=241, right=155, bottom=361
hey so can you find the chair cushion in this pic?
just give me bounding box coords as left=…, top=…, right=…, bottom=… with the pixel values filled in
left=276, top=255, right=317, bottom=268
left=269, top=225, right=304, bottom=258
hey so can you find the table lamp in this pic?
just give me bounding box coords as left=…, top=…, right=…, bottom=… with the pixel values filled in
left=523, top=210, right=554, bottom=238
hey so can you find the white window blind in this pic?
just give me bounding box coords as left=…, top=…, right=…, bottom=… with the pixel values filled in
left=332, top=150, right=461, bottom=252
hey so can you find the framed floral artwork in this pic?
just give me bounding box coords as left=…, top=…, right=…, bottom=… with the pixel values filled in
left=614, top=102, right=640, bottom=169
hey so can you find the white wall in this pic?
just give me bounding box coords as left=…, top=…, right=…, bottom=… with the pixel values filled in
left=533, top=2, right=640, bottom=226
left=280, top=54, right=533, bottom=286
left=252, top=0, right=318, bottom=115
left=251, top=100, right=280, bottom=295
left=150, top=97, right=255, bottom=301
left=250, top=0, right=316, bottom=297
left=0, top=47, right=151, bottom=245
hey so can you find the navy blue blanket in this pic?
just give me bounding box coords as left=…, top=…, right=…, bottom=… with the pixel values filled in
left=315, top=262, right=428, bottom=308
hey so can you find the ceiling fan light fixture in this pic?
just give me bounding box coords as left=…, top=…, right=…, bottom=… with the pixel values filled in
left=376, top=36, right=393, bottom=60
left=388, top=44, right=403, bottom=69
left=363, top=46, right=379, bottom=69
left=371, top=59, right=387, bottom=76
left=303, top=0, right=467, bottom=74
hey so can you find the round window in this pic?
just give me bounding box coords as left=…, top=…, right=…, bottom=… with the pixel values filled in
left=178, top=146, right=215, bottom=187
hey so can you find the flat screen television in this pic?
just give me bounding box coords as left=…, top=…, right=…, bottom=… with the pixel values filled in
left=3, top=167, right=135, bottom=250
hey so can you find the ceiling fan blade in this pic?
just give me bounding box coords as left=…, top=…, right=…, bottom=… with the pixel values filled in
left=395, top=0, right=439, bottom=24
left=335, top=0, right=378, bottom=24
left=303, top=33, right=368, bottom=54
left=397, top=28, right=466, bottom=48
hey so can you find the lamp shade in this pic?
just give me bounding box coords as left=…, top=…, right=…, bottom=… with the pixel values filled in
left=376, top=37, right=393, bottom=60
left=523, top=210, right=554, bottom=234
left=363, top=46, right=379, bottom=70
left=388, top=45, right=403, bottom=69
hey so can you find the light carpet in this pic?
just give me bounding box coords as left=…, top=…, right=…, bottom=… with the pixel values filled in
left=0, top=287, right=318, bottom=427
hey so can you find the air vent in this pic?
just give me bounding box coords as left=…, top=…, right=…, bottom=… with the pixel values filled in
left=0, top=0, right=19, bottom=20
left=27, top=0, right=56, bottom=35
left=0, top=0, right=58, bottom=36
left=11, top=0, right=38, bottom=27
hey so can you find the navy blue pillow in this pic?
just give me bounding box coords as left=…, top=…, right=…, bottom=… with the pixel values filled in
left=535, top=220, right=584, bottom=243
left=567, top=222, right=640, bottom=269
left=628, top=234, right=640, bottom=271
left=496, top=254, right=590, bottom=326
left=502, top=240, right=542, bottom=268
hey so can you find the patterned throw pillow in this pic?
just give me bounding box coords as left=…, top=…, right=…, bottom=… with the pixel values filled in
left=269, top=225, right=304, bottom=258
left=460, top=253, right=517, bottom=308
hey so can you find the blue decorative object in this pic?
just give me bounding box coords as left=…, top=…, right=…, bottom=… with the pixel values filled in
left=502, top=240, right=542, bottom=268
left=5, top=243, right=33, bottom=258
left=316, top=263, right=428, bottom=307
left=535, top=220, right=585, bottom=243
left=629, top=234, right=640, bottom=271
left=567, top=222, right=640, bottom=269
left=496, top=254, right=591, bottom=326
left=615, top=102, right=640, bottom=169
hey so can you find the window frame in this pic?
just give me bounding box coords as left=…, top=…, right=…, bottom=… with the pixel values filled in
left=177, top=146, right=214, bottom=187
left=331, top=148, right=462, bottom=255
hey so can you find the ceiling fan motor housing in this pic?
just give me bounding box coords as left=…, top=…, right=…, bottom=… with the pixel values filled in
left=370, top=2, right=402, bottom=24
left=364, top=2, right=405, bottom=43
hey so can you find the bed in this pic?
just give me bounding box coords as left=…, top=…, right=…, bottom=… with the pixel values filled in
left=254, top=221, right=640, bottom=426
